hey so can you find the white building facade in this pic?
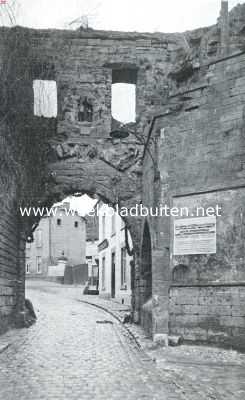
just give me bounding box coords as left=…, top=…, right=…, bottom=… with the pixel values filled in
left=25, top=202, right=86, bottom=277
left=98, top=204, right=133, bottom=305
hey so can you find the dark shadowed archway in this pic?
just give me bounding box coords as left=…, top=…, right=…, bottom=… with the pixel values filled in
left=140, top=220, right=153, bottom=337
left=141, top=221, right=152, bottom=303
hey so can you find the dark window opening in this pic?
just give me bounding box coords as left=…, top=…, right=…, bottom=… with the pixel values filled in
left=74, top=221, right=79, bottom=228
left=57, top=219, right=61, bottom=226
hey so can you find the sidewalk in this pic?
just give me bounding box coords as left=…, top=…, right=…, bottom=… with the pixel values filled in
left=77, top=292, right=245, bottom=366
left=78, top=292, right=245, bottom=399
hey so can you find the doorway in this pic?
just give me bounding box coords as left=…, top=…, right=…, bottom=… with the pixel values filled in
left=111, top=252, right=116, bottom=298
left=141, top=221, right=152, bottom=303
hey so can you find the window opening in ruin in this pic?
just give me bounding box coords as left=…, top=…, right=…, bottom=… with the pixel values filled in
left=33, top=79, right=57, bottom=118
left=111, top=68, right=137, bottom=124
left=111, top=83, right=136, bottom=124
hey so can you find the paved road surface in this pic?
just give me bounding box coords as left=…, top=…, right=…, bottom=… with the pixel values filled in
left=0, top=281, right=182, bottom=400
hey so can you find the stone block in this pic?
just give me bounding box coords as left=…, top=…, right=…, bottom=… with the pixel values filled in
left=153, top=333, right=168, bottom=347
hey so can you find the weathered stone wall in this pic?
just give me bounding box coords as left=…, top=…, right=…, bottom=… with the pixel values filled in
left=169, top=285, right=245, bottom=350
left=143, top=22, right=245, bottom=346
left=0, top=199, right=20, bottom=333
left=0, top=28, right=57, bottom=332
left=0, top=120, right=23, bottom=333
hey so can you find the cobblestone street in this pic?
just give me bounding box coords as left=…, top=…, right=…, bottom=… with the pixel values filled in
left=0, top=281, right=182, bottom=400
left=0, top=280, right=245, bottom=400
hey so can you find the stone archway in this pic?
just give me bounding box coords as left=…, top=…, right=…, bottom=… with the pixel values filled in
left=0, top=24, right=181, bottom=334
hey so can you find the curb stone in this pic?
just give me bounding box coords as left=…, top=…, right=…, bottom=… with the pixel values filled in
left=77, top=298, right=149, bottom=353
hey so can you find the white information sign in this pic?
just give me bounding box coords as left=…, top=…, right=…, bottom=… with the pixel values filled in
left=174, top=216, right=216, bottom=255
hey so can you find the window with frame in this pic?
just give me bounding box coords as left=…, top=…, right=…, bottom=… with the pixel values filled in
left=102, top=214, right=106, bottom=239
left=35, top=229, right=42, bottom=248
left=26, top=260, right=31, bottom=274
left=36, top=256, right=42, bottom=274
left=111, top=213, right=116, bottom=236
left=121, top=247, right=127, bottom=287
left=74, top=221, right=79, bottom=228
left=57, top=218, right=61, bottom=226
left=102, top=256, right=106, bottom=290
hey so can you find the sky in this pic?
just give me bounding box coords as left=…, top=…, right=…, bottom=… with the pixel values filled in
left=66, top=195, right=98, bottom=216
left=2, top=0, right=244, bottom=212
left=1, top=0, right=244, bottom=32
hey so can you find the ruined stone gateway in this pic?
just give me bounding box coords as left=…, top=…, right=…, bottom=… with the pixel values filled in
left=1, top=2, right=245, bottom=349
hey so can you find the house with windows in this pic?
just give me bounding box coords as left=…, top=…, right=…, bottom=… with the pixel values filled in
left=25, top=202, right=86, bottom=278
left=98, top=203, right=133, bottom=305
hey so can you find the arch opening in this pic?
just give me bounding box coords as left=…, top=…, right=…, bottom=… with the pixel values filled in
left=24, top=193, right=135, bottom=309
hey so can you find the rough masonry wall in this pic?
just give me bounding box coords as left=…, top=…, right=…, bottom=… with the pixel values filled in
left=148, top=47, right=245, bottom=347
left=0, top=199, right=20, bottom=333
left=169, top=286, right=245, bottom=350
left=0, top=118, right=22, bottom=333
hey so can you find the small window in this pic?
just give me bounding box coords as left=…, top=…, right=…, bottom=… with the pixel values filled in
left=35, top=229, right=42, bottom=248
left=102, top=256, right=106, bottom=290
left=111, top=213, right=116, bottom=236
left=26, top=260, right=31, bottom=274
left=33, top=79, right=57, bottom=118
left=102, top=214, right=106, bottom=239
left=36, top=256, right=42, bottom=274
left=121, top=247, right=127, bottom=286
left=57, top=219, right=61, bottom=226
left=74, top=221, right=79, bottom=228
